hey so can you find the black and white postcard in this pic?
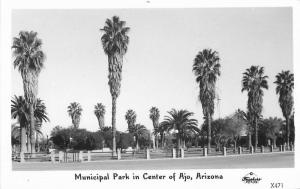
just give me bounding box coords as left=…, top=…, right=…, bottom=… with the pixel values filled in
left=1, top=0, right=299, bottom=188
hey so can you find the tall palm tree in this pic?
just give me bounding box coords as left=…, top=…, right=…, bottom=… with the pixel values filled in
left=274, top=70, right=294, bottom=147
left=149, top=107, right=160, bottom=149
left=192, top=49, right=221, bottom=152
left=100, top=16, right=130, bottom=156
left=12, top=31, right=45, bottom=153
left=67, top=102, right=83, bottom=129
left=94, top=103, right=106, bottom=130
left=161, top=109, right=199, bottom=150
left=242, top=66, right=268, bottom=151
left=125, top=109, right=137, bottom=133
left=11, top=96, right=49, bottom=152
left=130, top=124, right=148, bottom=150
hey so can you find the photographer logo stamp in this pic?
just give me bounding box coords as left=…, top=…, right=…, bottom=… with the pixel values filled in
left=242, top=172, right=262, bottom=184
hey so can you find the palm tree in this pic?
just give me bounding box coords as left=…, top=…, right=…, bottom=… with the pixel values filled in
left=11, top=95, right=28, bottom=152
left=125, top=109, right=137, bottom=133
left=11, top=123, right=21, bottom=152
left=161, top=109, right=199, bottom=151
left=237, top=109, right=253, bottom=148
left=274, top=70, right=294, bottom=147
left=130, top=124, right=148, bottom=150
left=290, top=112, right=295, bottom=144
left=34, top=120, right=43, bottom=152
left=181, top=128, right=195, bottom=149
left=11, top=96, right=49, bottom=153
left=94, top=103, right=106, bottom=130
left=100, top=16, right=130, bottom=156
left=11, top=122, right=43, bottom=153
left=12, top=31, right=45, bottom=153
left=192, top=49, right=221, bottom=152
left=153, top=122, right=168, bottom=148
left=202, top=118, right=227, bottom=151
left=94, top=103, right=106, bottom=149
left=33, top=98, right=49, bottom=151
left=227, top=112, right=246, bottom=151
left=242, top=66, right=268, bottom=151
left=149, top=107, right=160, bottom=149
left=67, top=102, right=83, bottom=129
left=261, top=117, right=283, bottom=148
left=34, top=98, right=50, bottom=123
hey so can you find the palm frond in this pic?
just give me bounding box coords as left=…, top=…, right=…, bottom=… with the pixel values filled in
left=193, top=48, right=220, bottom=116
left=274, top=70, right=294, bottom=118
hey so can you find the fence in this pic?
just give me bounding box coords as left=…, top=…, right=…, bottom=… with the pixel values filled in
left=12, top=144, right=294, bottom=163
left=12, top=152, right=51, bottom=162
left=150, top=149, right=173, bottom=159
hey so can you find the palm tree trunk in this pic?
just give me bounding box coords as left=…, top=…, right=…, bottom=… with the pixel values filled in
left=36, top=133, right=39, bottom=152
left=29, top=104, right=36, bottom=153
left=248, top=125, right=252, bottom=149
left=207, top=114, right=211, bottom=153
left=176, top=134, right=180, bottom=157
left=234, top=140, right=237, bottom=153
left=273, top=137, right=277, bottom=148
left=111, top=96, right=117, bottom=156
left=98, top=119, right=102, bottom=130
left=164, top=133, right=166, bottom=147
left=179, top=137, right=181, bottom=148
left=216, top=138, right=220, bottom=151
left=102, top=139, right=105, bottom=149
left=27, top=132, right=31, bottom=152
left=254, top=118, right=258, bottom=152
left=160, top=132, right=164, bottom=148
left=152, top=134, right=156, bottom=150
left=98, top=117, right=104, bottom=130
left=136, top=136, right=139, bottom=150
left=20, top=127, right=27, bottom=153
left=202, top=132, right=205, bottom=148
left=286, top=117, right=290, bottom=147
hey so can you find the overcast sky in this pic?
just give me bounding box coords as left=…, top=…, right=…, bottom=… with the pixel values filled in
left=11, top=8, right=293, bottom=136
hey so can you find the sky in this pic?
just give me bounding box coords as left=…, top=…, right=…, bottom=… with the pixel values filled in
left=11, top=8, right=293, bottom=136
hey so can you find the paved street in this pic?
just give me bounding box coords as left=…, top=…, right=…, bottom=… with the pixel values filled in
left=12, top=152, right=294, bottom=171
